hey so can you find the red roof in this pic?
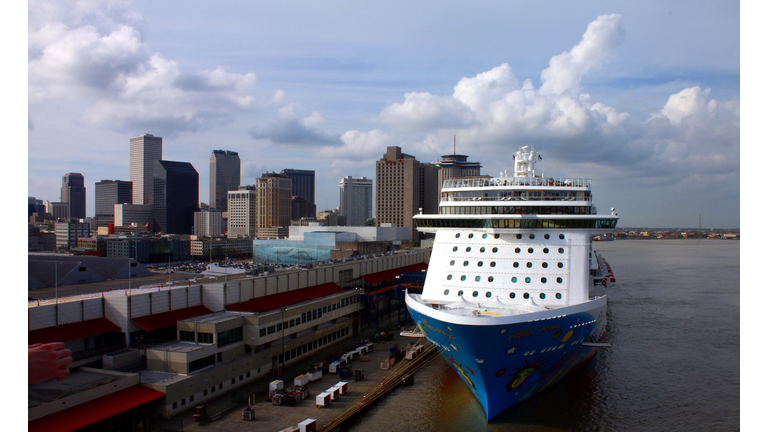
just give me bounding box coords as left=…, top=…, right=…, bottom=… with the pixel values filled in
left=28, top=317, right=122, bottom=345
left=132, top=305, right=213, bottom=332
left=28, top=385, right=165, bottom=432
left=227, top=282, right=343, bottom=312
left=361, top=263, right=428, bottom=284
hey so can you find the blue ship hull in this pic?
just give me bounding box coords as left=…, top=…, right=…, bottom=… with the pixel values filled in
left=406, top=295, right=606, bottom=420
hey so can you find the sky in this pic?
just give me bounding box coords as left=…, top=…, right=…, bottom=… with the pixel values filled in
left=24, top=0, right=742, bottom=228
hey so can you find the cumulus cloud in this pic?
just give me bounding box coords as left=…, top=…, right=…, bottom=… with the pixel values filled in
left=249, top=108, right=341, bottom=146
left=28, top=0, right=257, bottom=137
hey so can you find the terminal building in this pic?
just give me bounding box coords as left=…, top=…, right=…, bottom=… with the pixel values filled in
left=28, top=249, right=429, bottom=427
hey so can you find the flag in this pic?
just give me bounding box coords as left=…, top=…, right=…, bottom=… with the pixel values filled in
left=538, top=155, right=542, bottom=160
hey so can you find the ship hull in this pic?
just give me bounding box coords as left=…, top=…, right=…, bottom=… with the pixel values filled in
left=406, top=293, right=607, bottom=420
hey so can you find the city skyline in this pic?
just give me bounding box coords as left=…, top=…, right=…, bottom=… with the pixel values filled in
left=26, top=1, right=742, bottom=228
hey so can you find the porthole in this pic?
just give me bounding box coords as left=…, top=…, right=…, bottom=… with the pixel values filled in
left=461, top=275, right=467, bottom=281
left=557, top=262, right=564, bottom=268
left=528, top=248, right=534, bottom=253
left=472, top=291, right=479, bottom=297
left=485, top=291, right=492, bottom=298
left=458, top=290, right=464, bottom=296
left=523, top=292, right=530, bottom=299
left=542, top=262, right=548, bottom=268
left=516, top=234, right=522, bottom=239
left=456, top=233, right=461, bottom=238
left=557, top=277, right=563, bottom=283
left=444, top=289, right=450, bottom=295
left=453, top=247, right=458, bottom=252
left=447, top=275, right=453, bottom=280
left=513, top=262, right=519, bottom=268
left=482, top=234, right=488, bottom=239
left=559, top=234, right=565, bottom=239
left=475, top=276, right=481, bottom=282
left=494, top=234, right=500, bottom=239
left=477, top=261, right=484, bottom=267
left=541, top=277, right=547, bottom=283
left=544, top=234, right=550, bottom=240
left=526, top=262, right=532, bottom=268
left=450, top=260, right=455, bottom=266
left=525, top=277, right=531, bottom=283
left=556, top=293, right=562, bottom=299
left=510, top=292, right=516, bottom=299
left=492, top=247, right=498, bottom=253
left=540, top=293, right=546, bottom=299
left=515, top=247, right=521, bottom=253
left=543, top=248, right=549, bottom=254
left=490, top=262, right=496, bottom=267
left=463, top=261, right=469, bottom=266
left=558, top=248, right=565, bottom=254
left=511, top=277, right=518, bottom=283
left=468, top=233, right=474, bottom=239
left=466, top=247, right=472, bottom=252
left=480, top=247, right=486, bottom=253
left=529, top=234, right=535, bottom=239
left=488, top=276, right=494, bottom=282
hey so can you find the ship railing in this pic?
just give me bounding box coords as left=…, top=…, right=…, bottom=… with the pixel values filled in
left=440, top=196, right=589, bottom=202
left=442, top=177, right=591, bottom=189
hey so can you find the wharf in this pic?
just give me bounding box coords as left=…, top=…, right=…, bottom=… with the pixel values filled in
left=177, top=331, right=438, bottom=431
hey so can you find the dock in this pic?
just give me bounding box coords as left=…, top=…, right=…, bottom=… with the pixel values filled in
left=176, top=331, right=440, bottom=431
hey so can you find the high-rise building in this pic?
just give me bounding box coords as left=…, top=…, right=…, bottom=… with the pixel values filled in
left=94, top=180, right=133, bottom=227
left=375, top=146, right=439, bottom=242
left=339, top=176, right=372, bottom=227
left=227, top=185, right=257, bottom=238
left=61, top=173, right=86, bottom=219
left=281, top=169, right=315, bottom=206
left=194, top=208, right=223, bottom=237
left=153, top=160, right=199, bottom=234
left=54, top=220, right=90, bottom=250
left=435, top=153, right=482, bottom=203
left=130, top=134, right=163, bottom=205
left=290, top=196, right=316, bottom=223
left=210, top=150, right=241, bottom=212
left=28, top=197, right=45, bottom=217
left=256, top=173, right=292, bottom=234
left=46, top=201, right=69, bottom=220
left=114, top=204, right=154, bottom=228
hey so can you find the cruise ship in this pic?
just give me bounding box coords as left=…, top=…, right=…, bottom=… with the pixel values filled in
left=405, top=146, right=617, bottom=420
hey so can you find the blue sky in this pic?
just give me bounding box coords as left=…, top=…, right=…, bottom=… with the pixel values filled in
left=25, top=0, right=742, bottom=228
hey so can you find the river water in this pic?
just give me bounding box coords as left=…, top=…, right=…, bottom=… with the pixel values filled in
left=347, top=240, right=740, bottom=431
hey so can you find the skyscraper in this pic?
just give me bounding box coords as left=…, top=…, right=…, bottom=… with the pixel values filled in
left=130, top=134, right=163, bottom=205
left=435, top=153, right=482, bottom=203
left=339, top=176, right=372, bottom=226
left=210, top=150, right=241, bottom=212
left=227, top=185, right=257, bottom=238
left=153, top=160, right=199, bottom=234
left=256, top=173, right=292, bottom=232
left=94, top=180, right=133, bottom=227
left=375, top=146, right=438, bottom=242
left=61, top=173, right=86, bottom=219
left=281, top=169, right=315, bottom=203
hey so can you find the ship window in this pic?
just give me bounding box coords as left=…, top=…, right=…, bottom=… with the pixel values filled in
left=556, top=293, right=562, bottom=299
left=463, top=261, right=469, bottom=266
left=475, top=276, right=481, bottom=282
left=447, top=275, right=453, bottom=280
left=512, top=277, right=518, bottom=283
left=559, top=234, right=565, bottom=239
left=510, top=292, right=516, bottom=299
left=513, top=262, right=519, bottom=268
left=541, top=277, right=547, bottom=283
left=544, top=234, right=550, bottom=240
left=477, top=261, right=484, bottom=267
left=486, top=291, right=492, bottom=297
left=526, top=262, right=532, bottom=268
left=529, top=234, right=535, bottom=239
left=515, top=247, right=521, bottom=253
left=450, top=260, right=455, bottom=266
left=488, top=276, right=494, bottom=282
left=543, top=248, right=549, bottom=254
left=557, top=277, right=563, bottom=283
left=558, top=262, right=564, bottom=268
left=523, top=292, right=530, bottom=299
left=461, top=275, right=467, bottom=281
left=492, top=247, right=498, bottom=253
left=444, top=289, right=450, bottom=295
left=468, top=233, right=474, bottom=239
left=490, top=262, right=496, bottom=267
left=540, top=293, right=546, bottom=299
left=455, top=233, right=461, bottom=238
left=480, top=247, right=486, bottom=253
left=458, top=290, right=464, bottom=296
left=525, top=277, right=531, bottom=283
left=472, top=291, right=479, bottom=297
left=453, top=247, right=458, bottom=252
left=528, top=248, right=534, bottom=253
left=542, top=262, right=548, bottom=268
left=558, top=248, right=565, bottom=254
left=516, top=234, right=522, bottom=239
left=494, top=234, right=500, bottom=239
left=482, top=234, right=488, bottom=239
left=466, top=247, right=472, bottom=252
